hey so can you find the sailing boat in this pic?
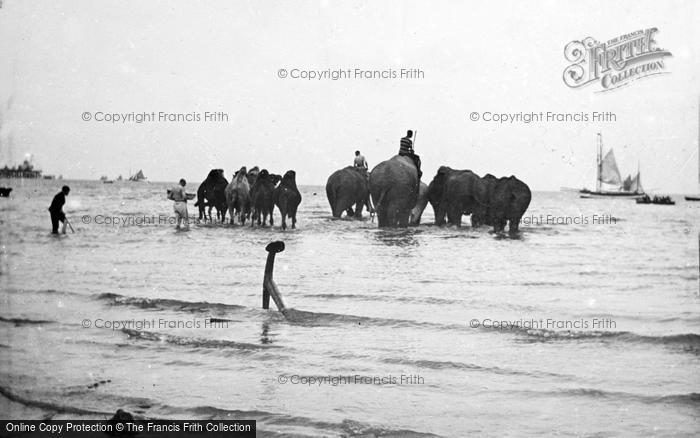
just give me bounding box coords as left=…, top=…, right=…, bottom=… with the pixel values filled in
left=128, top=169, right=147, bottom=182
left=580, top=133, right=644, bottom=198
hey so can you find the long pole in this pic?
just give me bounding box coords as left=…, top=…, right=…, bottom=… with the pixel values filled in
left=263, top=241, right=286, bottom=312
left=65, top=218, right=75, bottom=233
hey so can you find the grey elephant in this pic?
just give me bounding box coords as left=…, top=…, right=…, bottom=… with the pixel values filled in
left=427, top=166, right=488, bottom=227
left=471, top=173, right=498, bottom=227
left=409, top=182, right=429, bottom=225
left=369, top=155, right=420, bottom=228
left=326, top=166, right=371, bottom=218
left=490, top=176, right=531, bottom=233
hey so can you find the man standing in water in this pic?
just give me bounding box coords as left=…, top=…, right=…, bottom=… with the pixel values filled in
left=353, top=150, right=368, bottom=169
left=399, top=130, right=422, bottom=178
left=167, top=179, right=189, bottom=231
left=48, top=185, right=70, bottom=234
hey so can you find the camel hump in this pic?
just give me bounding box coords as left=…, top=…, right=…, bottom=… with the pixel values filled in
left=266, top=241, right=285, bottom=253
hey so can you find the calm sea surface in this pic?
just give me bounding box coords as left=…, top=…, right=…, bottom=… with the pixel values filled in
left=1, top=178, right=699, bottom=437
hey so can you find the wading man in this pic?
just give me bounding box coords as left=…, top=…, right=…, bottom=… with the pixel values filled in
left=168, top=179, right=189, bottom=231
left=48, top=185, right=70, bottom=234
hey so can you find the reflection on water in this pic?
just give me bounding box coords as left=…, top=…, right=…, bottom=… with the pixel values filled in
left=371, top=228, right=421, bottom=248
left=260, top=321, right=272, bottom=344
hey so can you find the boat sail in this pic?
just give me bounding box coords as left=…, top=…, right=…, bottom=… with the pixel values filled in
left=128, top=169, right=147, bottom=182
left=623, top=167, right=643, bottom=193
left=599, top=148, right=622, bottom=188
left=580, top=133, right=644, bottom=197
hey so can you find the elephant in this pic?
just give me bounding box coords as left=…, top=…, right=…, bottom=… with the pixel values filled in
left=250, top=169, right=275, bottom=227
left=471, top=173, right=498, bottom=227
left=196, top=169, right=228, bottom=223
left=427, top=166, right=488, bottom=227
left=490, top=176, right=531, bottom=233
left=409, top=182, right=429, bottom=225
left=369, top=155, right=420, bottom=228
left=225, top=166, right=251, bottom=225
left=326, top=166, right=371, bottom=218
left=273, top=170, right=302, bottom=230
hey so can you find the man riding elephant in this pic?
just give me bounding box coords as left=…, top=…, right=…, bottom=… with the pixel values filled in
left=398, top=130, right=422, bottom=179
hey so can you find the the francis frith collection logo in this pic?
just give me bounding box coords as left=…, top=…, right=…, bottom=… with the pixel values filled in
left=563, top=28, right=672, bottom=92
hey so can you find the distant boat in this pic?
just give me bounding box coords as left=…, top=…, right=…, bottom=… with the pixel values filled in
left=580, top=133, right=645, bottom=198
left=0, top=187, right=12, bottom=197
left=116, top=175, right=123, bottom=181
left=100, top=175, right=114, bottom=184
left=685, top=196, right=700, bottom=201
left=128, top=169, right=147, bottom=182
left=636, top=195, right=675, bottom=205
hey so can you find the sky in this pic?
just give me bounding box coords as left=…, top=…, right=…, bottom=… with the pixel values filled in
left=0, top=0, right=698, bottom=191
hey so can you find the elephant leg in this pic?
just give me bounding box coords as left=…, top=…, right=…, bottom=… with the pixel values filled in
left=447, top=205, right=462, bottom=227
left=436, top=204, right=447, bottom=226
left=387, top=208, right=399, bottom=227
left=509, top=216, right=520, bottom=233
left=398, top=211, right=409, bottom=228
left=269, top=209, right=274, bottom=227
left=291, top=214, right=297, bottom=229
left=493, top=218, right=506, bottom=232
left=281, top=213, right=287, bottom=230
left=346, top=206, right=354, bottom=217
left=354, top=202, right=364, bottom=219
left=377, top=209, right=388, bottom=227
